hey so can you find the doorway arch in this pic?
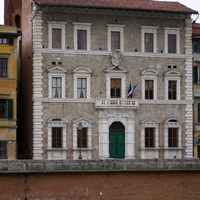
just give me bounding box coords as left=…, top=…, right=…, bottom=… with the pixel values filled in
left=109, top=122, right=125, bottom=159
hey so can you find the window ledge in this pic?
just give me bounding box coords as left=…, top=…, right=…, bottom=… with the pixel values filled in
left=140, top=147, right=160, bottom=150
left=47, top=148, right=68, bottom=151
left=163, top=147, right=183, bottom=150
left=72, top=148, right=93, bottom=151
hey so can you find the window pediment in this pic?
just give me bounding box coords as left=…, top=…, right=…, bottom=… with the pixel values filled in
left=141, top=118, right=158, bottom=124
left=47, top=117, right=68, bottom=124
left=164, top=118, right=182, bottom=124
left=47, top=66, right=67, bottom=74
left=164, top=69, right=181, bottom=77
left=72, top=67, right=92, bottom=74
left=104, top=66, right=128, bottom=74
left=140, top=69, right=158, bottom=76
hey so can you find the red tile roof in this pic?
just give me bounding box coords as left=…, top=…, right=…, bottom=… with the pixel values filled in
left=33, top=0, right=198, bottom=14
left=193, top=23, right=200, bottom=36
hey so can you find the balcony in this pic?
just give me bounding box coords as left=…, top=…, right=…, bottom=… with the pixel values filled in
left=95, top=98, right=139, bottom=109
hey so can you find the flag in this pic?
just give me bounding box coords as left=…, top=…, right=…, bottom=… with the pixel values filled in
left=127, top=83, right=133, bottom=98
left=127, top=83, right=138, bottom=98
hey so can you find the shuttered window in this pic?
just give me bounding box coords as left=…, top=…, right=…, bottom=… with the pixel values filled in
left=145, top=80, right=153, bottom=99
left=198, top=103, right=200, bottom=123
left=0, top=99, right=13, bottom=119
left=111, top=78, right=121, bottom=98
left=111, top=31, right=120, bottom=51
left=77, top=127, right=87, bottom=148
left=77, top=30, right=87, bottom=50
left=193, top=66, right=199, bottom=84
left=0, top=141, right=7, bottom=158
left=168, top=34, right=177, bottom=53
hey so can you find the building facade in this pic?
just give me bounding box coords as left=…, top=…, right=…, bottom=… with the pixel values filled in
left=28, top=0, right=198, bottom=160
left=0, top=25, right=19, bottom=159
left=193, top=23, right=200, bottom=158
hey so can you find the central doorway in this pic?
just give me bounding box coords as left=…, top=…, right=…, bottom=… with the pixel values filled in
left=109, top=122, right=125, bottom=159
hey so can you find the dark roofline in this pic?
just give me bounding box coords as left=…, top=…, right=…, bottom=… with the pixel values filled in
left=33, top=1, right=198, bottom=15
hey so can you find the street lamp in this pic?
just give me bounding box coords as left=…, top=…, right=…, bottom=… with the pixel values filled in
left=77, top=122, right=83, bottom=159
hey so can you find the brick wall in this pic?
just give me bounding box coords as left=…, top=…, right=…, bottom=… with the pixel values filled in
left=0, top=171, right=200, bottom=199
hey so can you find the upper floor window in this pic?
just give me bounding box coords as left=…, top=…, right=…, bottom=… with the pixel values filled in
left=107, top=24, right=125, bottom=52
left=0, top=58, right=8, bottom=78
left=77, top=78, right=87, bottom=98
left=111, top=31, right=120, bottom=51
left=47, top=66, right=67, bottom=98
left=145, top=80, right=153, bottom=99
left=0, top=141, right=7, bottom=158
left=73, top=67, right=91, bottom=98
left=140, top=69, right=158, bottom=100
left=141, top=26, right=158, bottom=53
left=164, top=27, right=181, bottom=54
left=111, top=78, right=121, bottom=98
left=73, top=23, right=92, bottom=50
left=164, top=69, right=181, bottom=100
left=168, top=80, right=177, bottom=100
left=193, top=43, right=200, bottom=53
left=168, top=34, right=176, bottom=53
left=52, top=28, right=61, bottom=49
left=0, top=38, right=8, bottom=44
left=193, top=66, right=200, bottom=84
left=105, top=66, right=127, bottom=98
left=0, top=99, right=13, bottom=119
left=47, top=21, right=67, bottom=49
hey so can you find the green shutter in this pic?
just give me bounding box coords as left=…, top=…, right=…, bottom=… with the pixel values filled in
left=193, top=66, right=198, bottom=84
left=8, top=38, right=14, bottom=45
left=7, top=99, right=13, bottom=119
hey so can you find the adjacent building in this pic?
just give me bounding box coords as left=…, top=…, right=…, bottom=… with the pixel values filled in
left=193, top=23, right=200, bottom=158
left=0, top=25, right=19, bottom=159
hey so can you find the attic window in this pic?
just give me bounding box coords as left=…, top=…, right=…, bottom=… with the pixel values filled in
left=52, top=62, right=56, bottom=65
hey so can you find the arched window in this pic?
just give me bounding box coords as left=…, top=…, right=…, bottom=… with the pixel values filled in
left=15, top=15, right=20, bottom=28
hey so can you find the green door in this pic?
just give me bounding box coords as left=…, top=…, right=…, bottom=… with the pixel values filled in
left=109, top=131, right=125, bottom=158
left=109, top=122, right=125, bottom=159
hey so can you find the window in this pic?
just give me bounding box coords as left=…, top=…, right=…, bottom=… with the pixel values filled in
left=140, top=118, right=159, bottom=159
left=111, top=78, right=121, bottom=98
left=141, top=69, right=158, bottom=100
left=164, top=27, right=181, bottom=54
left=0, top=38, right=8, bottom=44
left=0, top=58, right=8, bottom=78
left=193, top=66, right=200, bottom=84
left=168, top=34, right=176, bottom=53
left=145, top=33, right=153, bottom=52
left=73, top=23, right=92, bottom=50
left=77, top=127, right=87, bottom=148
left=107, top=24, right=125, bottom=52
left=47, top=21, right=67, bottom=49
left=52, top=127, right=62, bottom=148
left=164, top=70, right=181, bottom=100
left=145, top=80, right=153, bottom=99
left=145, top=128, right=154, bottom=147
left=73, top=67, right=91, bottom=99
left=193, top=43, right=200, bottom=53
left=47, top=117, right=68, bottom=159
left=164, top=118, right=182, bottom=158
left=52, top=77, right=62, bottom=98
left=168, top=80, right=177, bottom=100
left=0, top=141, right=7, bottom=158
left=15, top=14, right=20, bottom=28
left=78, top=30, right=87, bottom=50
left=111, top=31, right=120, bottom=51
left=47, top=66, right=67, bottom=98
left=52, top=28, right=61, bottom=49
left=0, top=99, right=13, bottom=119
left=168, top=128, right=178, bottom=147
left=77, top=78, right=87, bottom=98
left=141, top=26, right=158, bottom=53
left=198, top=103, right=200, bottom=123
left=72, top=117, right=93, bottom=159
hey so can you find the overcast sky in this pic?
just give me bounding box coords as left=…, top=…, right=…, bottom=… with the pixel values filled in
left=0, top=0, right=199, bottom=25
